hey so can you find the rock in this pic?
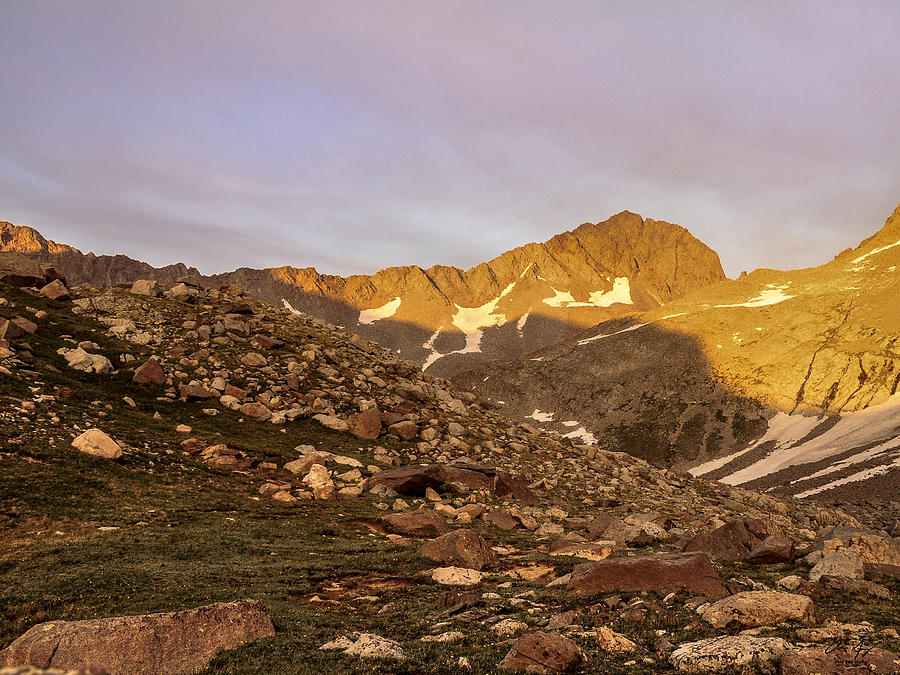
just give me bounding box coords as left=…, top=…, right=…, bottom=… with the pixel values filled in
left=431, top=566, right=484, bottom=586
left=809, top=550, right=864, bottom=582
left=418, top=529, right=497, bottom=570
left=342, top=634, right=405, bottom=661
left=698, top=591, right=814, bottom=628
left=492, top=619, right=528, bottom=636
left=39, top=280, right=70, bottom=300
left=669, top=636, right=789, bottom=673
left=240, top=352, right=267, bottom=368
left=567, top=552, right=728, bottom=599
left=249, top=335, right=284, bottom=350
left=549, top=541, right=615, bottom=561
left=595, top=626, right=636, bottom=653
left=132, top=357, right=166, bottom=385
left=382, top=510, right=449, bottom=537
left=682, top=519, right=776, bottom=562
left=0, top=319, right=26, bottom=341
left=168, top=283, right=198, bottom=300
left=71, top=429, right=122, bottom=460
left=58, top=348, right=113, bottom=374
left=178, top=384, right=214, bottom=401
left=498, top=632, right=582, bottom=673
left=312, top=414, right=349, bottom=432
left=781, top=645, right=900, bottom=675
left=130, top=280, right=159, bottom=297
left=301, top=465, right=335, bottom=500
left=747, top=535, right=795, bottom=564
left=284, top=455, right=324, bottom=476
left=366, top=464, right=446, bottom=495
left=485, top=508, right=521, bottom=530
left=0, top=600, right=274, bottom=674
left=822, top=532, right=900, bottom=565
left=239, top=402, right=271, bottom=421
left=348, top=407, right=382, bottom=439
left=387, top=420, right=418, bottom=440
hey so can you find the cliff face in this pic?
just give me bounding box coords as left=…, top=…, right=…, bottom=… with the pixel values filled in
left=456, top=205, right=900, bottom=500
left=1, top=212, right=726, bottom=376
left=0, top=222, right=199, bottom=288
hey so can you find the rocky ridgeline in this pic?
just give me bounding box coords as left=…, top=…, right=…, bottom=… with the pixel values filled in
left=1, top=270, right=899, bottom=674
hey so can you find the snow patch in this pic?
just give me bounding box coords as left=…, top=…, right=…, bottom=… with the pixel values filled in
left=542, top=277, right=633, bottom=308
left=516, top=312, right=530, bottom=336
left=527, top=409, right=555, bottom=423
left=561, top=420, right=580, bottom=427
left=718, top=394, right=900, bottom=486
left=358, top=296, right=402, bottom=324
left=282, top=298, right=302, bottom=315
left=519, top=262, right=535, bottom=278
left=563, top=427, right=596, bottom=445
left=850, top=238, right=900, bottom=269
left=422, top=283, right=515, bottom=370
left=661, top=313, right=686, bottom=320
left=795, top=453, right=900, bottom=498
left=715, top=284, right=795, bottom=308
left=577, top=323, right=649, bottom=346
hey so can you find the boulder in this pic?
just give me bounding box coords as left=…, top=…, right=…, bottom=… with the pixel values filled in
left=366, top=465, right=446, bottom=495
left=178, top=384, right=214, bottom=401
left=669, top=636, right=789, bottom=673
left=0, top=319, right=26, bottom=341
left=348, top=407, right=382, bottom=439
left=312, top=414, right=349, bottom=432
left=342, top=634, right=405, bottom=661
left=484, top=508, right=521, bottom=530
left=595, top=626, right=636, bottom=653
left=683, top=519, right=777, bottom=562
left=431, top=566, right=484, bottom=586
left=239, top=402, right=272, bottom=421
left=567, top=552, right=728, bottom=599
left=382, top=510, right=449, bottom=537
left=132, top=357, right=166, bottom=385
left=418, top=529, right=497, bottom=570
left=130, top=280, right=159, bottom=297
left=240, top=352, right=267, bottom=368
left=698, top=591, right=814, bottom=628
left=747, top=535, right=795, bottom=564
left=39, top=280, right=70, bottom=300
left=0, top=600, right=274, bottom=675
left=71, top=429, right=122, bottom=460
left=809, top=550, right=864, bottom=582
left=59, top=348, right=113, bottom=374
left=249, top=335, right=284, bottom=350
left=499, top=632, right=582, bottom=673
left=822, top=532, right=900, bottom=566
left=284, top=455, right=325, bottom=476
left=781, top=645, right=900, bottom=675
left=387, top=420, right=418, bottom=440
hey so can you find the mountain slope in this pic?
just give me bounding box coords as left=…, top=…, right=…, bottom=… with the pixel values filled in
left=0, top=212, right=725, bottom=376
left=456, top=204, right=900, bottom=501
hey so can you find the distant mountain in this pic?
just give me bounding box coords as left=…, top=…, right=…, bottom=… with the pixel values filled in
left=0, top=211, right=725, bottom=376
left=455, top=205, right=900, bottom=501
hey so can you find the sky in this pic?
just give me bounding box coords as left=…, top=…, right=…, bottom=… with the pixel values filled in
left=1, top=1, right=899, bottom=278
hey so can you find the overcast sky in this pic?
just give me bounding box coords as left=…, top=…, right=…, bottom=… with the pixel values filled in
left=1, top=1, right=899, bottom=277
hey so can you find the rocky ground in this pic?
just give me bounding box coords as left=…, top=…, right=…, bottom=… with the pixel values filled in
left=0, top=270, right=898, bottom=674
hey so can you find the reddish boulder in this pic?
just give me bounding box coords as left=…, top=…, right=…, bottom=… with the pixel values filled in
left=224, top=384, right=248, bottom=400
left=493, top=472, right=537, bottom=505
left=747, top=535, right=796, bottom=564
left=132, top=357, right=166, bottom=385
left=382, top=510, right=449, bottom=537
left=387, top=420, right=419, bottom=440
left=567, top=552, right=728, bottom=599
left=366, top=464, right=446, bottom=495
left=348, top=407, right=382, bottom=439
left=39, top=279, right=70, bottom=300
left=484, top=508, right=522, bottom=530
left=499, top=632, right=582, bottom=673
left=178, top=384, right=214, bottom=401
left=418, top=529, right=497, bottom=570
left=0, top=600, right=274, bottom=675
left=249, top=334, right=284, bottom=350
left=683, top=519, right=778, bottom=562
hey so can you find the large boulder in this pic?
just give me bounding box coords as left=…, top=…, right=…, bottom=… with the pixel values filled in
left=178, top=384, right=215, bottom=401
left=418, top=529, right=497, bottom=570
left=348, top=407, right=382, bottom=439
left=669, top=636, right=789, bottom=673
left=382, top=510, right=449, bottom=537
left=567, top=552, right=728, bottom=599
left=747, top=535, right=796, bottom=564
left=0, top=600, right=274, bottom=675
left=698, top=591, right=814, bottom=628
left=809, top=550, right=864, bottom=582
left=781, top=645, right=900, bottom=675
left=71, top=429, right=122, bottom=460
left=132, top=357, right=166, bottom=385
left=499, top=632, right=582, bottom=673
left=366, top=465, right=446, bottom=495
left=39, top=280, right=70, bottom=300
left=682, top=519, right=779, bottom=562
